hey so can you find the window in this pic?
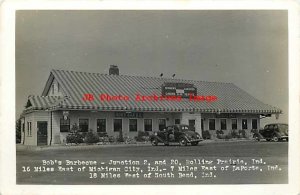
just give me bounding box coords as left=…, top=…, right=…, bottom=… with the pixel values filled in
left=113, top=119, right=122, bottom=132
left=231, top=119, right=237, bottom=130
left=242, top=119, right=248, bottom=130
left=60, top=118, right=70, bottom=132
left=129, top=119, right=138, bottom=132
left=201, top=119, right=204, bottom=130
left=79, top=119, right=89, bottom=132
left=27, top=122, right=32, bottom=136
left=189, top=120, right=195, bottom=131
left=209, top=119, right=215, bottom=130
left=158, top=119, right=166, bottom=131
left=175, top=119, right=180, bottom=125
left=97, top=119, right=106, bottom=132
left=252, top=119, right=258, bottom=130
left=220, top=119, right=227, bottom=130
left=144, top=119, right=152, bottom=132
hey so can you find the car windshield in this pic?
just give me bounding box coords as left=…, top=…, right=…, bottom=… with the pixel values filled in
left=179, top=125, right=190, bottom=131
left=278, top=124, right=288, bottom=131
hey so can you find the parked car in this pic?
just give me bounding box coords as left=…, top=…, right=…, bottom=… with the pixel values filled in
left=257, top=123, right=288, bottom=142
left=150, top=124, right=203, bottom=146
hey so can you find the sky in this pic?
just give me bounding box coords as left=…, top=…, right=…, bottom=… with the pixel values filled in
left=15, top=10, right=288, bottom=126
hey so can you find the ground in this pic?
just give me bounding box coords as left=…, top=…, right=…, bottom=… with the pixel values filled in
left=16, top=141, right=288, bottom=184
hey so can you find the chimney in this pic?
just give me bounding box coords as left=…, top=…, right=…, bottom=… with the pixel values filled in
left=109, top=65, right=119, bottom=75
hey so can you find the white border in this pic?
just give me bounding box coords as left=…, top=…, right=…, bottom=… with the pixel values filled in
left=0, top=1, right=299, bottom=195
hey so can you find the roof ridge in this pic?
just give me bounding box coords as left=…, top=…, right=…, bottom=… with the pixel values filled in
left=51, top=69, right=233, bottom=85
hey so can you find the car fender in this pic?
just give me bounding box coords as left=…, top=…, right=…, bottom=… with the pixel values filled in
left=150, top=134, right=165, bottom=143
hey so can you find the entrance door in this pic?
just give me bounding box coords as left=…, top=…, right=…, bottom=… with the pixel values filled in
left=37, top=121, right=48, bottom=146
left=189, top=120, right=195, bottom=131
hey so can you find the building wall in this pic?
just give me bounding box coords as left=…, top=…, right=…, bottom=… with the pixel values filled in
left=21, top=110, right=261, bottom=145
left=201, top=113, right=260, bottom=139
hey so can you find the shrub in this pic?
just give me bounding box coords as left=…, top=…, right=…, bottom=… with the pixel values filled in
left=238, top=129, right=246, bottom=138
left=117, top=130, right=124, bottom=142
left=216, top=129, right=224, bottom=139
left=202, top=130, right=211, bottom=139
left=231, top=130, right=239, bottom=138
left=66, top=132, right=84, bottom=144
left=135, top=131, right=150, bottom=142
left=84, top=131, right=99, bottom=144
left=225, top=134, right=232, bottom=140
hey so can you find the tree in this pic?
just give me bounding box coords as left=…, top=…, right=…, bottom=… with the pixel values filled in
left=16, top=119, right=21, bottom=143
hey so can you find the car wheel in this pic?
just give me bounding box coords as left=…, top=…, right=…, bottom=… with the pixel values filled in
left=191, top=141, right=198, bottom=146
left=179, top=138, right=187, bottom=146
left=151, top=139, right=158, bottom=146
left=273, top=136, right=279, bottom=142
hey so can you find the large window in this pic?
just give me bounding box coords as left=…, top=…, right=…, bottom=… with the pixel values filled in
left=129, top=119, right=138, bottom=132
left=175, top=119, right=180, bottom=125
left=158, top=119, right=166, bottom=131
left=252, top=119, right=258, bottom=130
left=60, top=118, right=70, bottom=132
left=113, top=119, right=122, bottom=132
left=144, top=119, right=152, bottom=132
left=27, top=122, right=32, bottom=136
left=79, top=119, right=89, bottom=132
left=209, top=119, right=215, bottom=130
left=242, top=119, right=248, bottom=130
left=231, top=119, right=237, bottom=130
left=97, top=119, right=106, bottom=132
left=220, top=119, right=227, bottom=130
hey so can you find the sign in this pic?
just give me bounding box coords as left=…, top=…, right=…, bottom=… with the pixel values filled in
left=115, top=112, right=143, bottom=118
left=215, top=113, right=237, bottom=118
left=63, top=111, right=69, bottom=120
left=162, top=82, right=197, bottom=98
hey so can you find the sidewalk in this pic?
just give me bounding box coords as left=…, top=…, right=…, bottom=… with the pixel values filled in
left=16, top=138, right=255, bottom=152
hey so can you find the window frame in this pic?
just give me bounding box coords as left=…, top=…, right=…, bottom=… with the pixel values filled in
left=220, top=118, right=227, bottom=130
left=174, top=118, right=180, bottom=125
left=242, top=119, right=248, bottom=130
left=144, top=118, right=153, bottom=132
left=251, top=119, right=258, bottom=130
left=96, top=118, right=107, bottom=133
left=158, top=118, right=167, bottom=131
left=78, top=118, right=89, bottom=132
left=60, top=118, right=70, bottom=132
left=113, top=118, right=123, bottom=132
left=208, top=119, right=216, bottom=130
left=129, top=118, right=138, bottom=132
left=231, top=118, right=238, bottom=130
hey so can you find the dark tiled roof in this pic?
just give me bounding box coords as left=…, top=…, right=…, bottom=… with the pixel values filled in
left=36, top=69, right=282, bottom=114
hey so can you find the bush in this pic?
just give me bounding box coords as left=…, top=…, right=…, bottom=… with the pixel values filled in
left=66, top=132, right=84, bottom=144
left=202, top=130, right=211, bottom=139
left=84, top=131, right=99, bottom=144
left=238, top=129, right=246, bottom=138
left=225, top=134, right=232, bottom=140
left=117, top=130, right=124, bottom=142
left=135, top=131, right=150, bottom=142
left=216, top=129, right=224, bottom=139
left=16, top=119, right=22, bottom=143
left=231, top=130, right=239, bottom=138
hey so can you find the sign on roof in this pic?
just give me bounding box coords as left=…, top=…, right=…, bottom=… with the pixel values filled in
left=162, top=82, right=197, bottom=98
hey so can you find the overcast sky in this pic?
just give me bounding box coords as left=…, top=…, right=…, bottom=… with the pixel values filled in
left=15, top=10, right=288, bottom=126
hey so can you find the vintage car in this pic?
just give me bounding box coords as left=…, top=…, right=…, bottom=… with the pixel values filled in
left=255, top=123, right=288, bottom=142
left=150, top=124, right=203, bottom=146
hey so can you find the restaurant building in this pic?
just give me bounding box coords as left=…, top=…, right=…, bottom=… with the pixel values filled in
left=20, top=65, right=281, bottom=146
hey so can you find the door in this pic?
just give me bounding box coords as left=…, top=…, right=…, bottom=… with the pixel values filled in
left=189, top=120, right=195, bottom=131
left=37, top=121, right=48, bottom=146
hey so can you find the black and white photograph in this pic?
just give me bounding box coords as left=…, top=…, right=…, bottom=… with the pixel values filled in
left=1, top=1, right=299, bottom=195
